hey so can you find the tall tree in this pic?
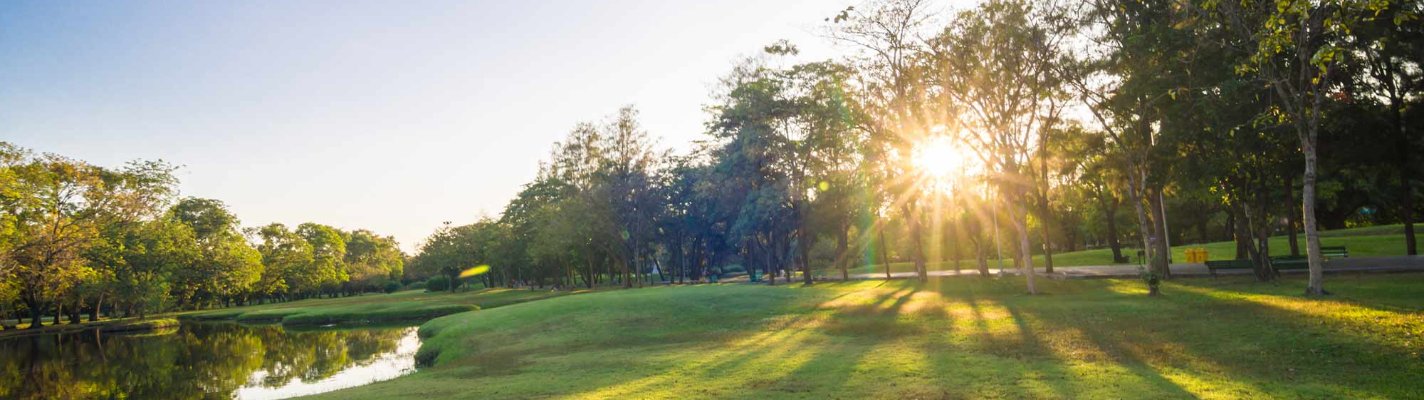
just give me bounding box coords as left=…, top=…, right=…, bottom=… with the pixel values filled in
left=1213, top=0, right=1399, bottom=295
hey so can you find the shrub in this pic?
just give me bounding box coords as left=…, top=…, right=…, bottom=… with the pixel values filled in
left=426, top=276, right=451, bottom=292
left=384, top=281, right=402, bottom=294
left=407, top=281, right=427, bottom=290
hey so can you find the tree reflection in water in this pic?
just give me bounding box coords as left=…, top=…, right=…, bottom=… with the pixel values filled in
left=0, top=323, right=417, bottom=399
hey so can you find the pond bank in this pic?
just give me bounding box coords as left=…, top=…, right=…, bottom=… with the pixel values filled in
left=0, top=317, right=179, bottom=339
left=178, top=287, right=582, bottom=328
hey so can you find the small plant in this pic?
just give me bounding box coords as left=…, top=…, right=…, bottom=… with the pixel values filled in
left=383, top=281, right=402, bottom=294
left=426, top=276, right=451, bottom=292
left=1138, top=266, right=1161, bottom=296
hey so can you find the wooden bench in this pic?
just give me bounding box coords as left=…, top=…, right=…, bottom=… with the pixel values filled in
left=1270, top=246, right=1347, bottom=268
left=1269, top=255, right=1309, bottom=269
left=1321, top=246, right=1348, bottom=259
left=1204, top=259, right=1253, bottom=277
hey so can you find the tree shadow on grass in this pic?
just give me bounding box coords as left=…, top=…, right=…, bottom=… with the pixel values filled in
left=1014, top=283, right=1424, bottom=399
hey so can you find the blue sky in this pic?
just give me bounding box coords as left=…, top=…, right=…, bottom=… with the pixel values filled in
left=0, top=0, right=888, bottom=250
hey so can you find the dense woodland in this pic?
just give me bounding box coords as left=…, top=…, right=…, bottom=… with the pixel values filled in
left=3, top=0, right=1421, bottom=328
left=0, top=144, right=405, bottom=328
left=404, top=0, right=1422, bottom=294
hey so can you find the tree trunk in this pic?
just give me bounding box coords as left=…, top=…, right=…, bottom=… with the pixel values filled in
left=1230, top=210, right=1250, bottom=260
left=900, top=202, right=928, bottom=281
left=89, top=293, right=103, bottom=322
left=1127, top=170, right=1156, bottom=267
left=68, top=303, right=81, bottom=325
left=878, top=228, right=891, bottom=280
left=1302, top=124, right=1326, bottom=296
left=974, top=239, right=989, bottom=277
left=1404, top=176, right=1417, bottom=256
left=799, top=226, right=813, bottom=286
left=949, top=219, right=962, bottom=273
left=1039, top=197, right=1055, bottom=273
left=1105, top=197, right=1124, bottom=263
left=836, top=227, right=850, bottom=281
left=27, top=300, right=44, bottom=329
left=1395, top=98, right=1417, bottom=255
left=1147, top=187, right=1172, bottom=279
left=1011, top=203, right=1038, bottom=295
left=1285, top=175, right=1300, bottom=257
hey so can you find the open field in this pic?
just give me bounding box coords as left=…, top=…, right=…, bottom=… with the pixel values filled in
left=314, top=273, right=1424, bottom=399
left=179, top=288, right=576, bottom=326
left=845, top=226, right=1414, bottom=276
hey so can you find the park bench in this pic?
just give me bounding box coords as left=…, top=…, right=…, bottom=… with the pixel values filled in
left=1204, top=245, right=1349, bottom=277
left=1269, top=255, right=1309, bottom=269
left=1204, top=259, right=1253, bottom=277
left=1321, top=246, right=1349, bottom=259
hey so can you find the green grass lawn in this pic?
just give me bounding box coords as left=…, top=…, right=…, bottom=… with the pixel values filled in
left=180, top=288, right=574, bottom=326
left=845, top=225, right=1415, bottom=276
left=314, top=274, right=1424, bottom=399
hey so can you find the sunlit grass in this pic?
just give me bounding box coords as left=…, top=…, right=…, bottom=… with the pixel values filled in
left=312, top=274, right=1424, bottom=399
left=847, top=230, right=1413, bottom=275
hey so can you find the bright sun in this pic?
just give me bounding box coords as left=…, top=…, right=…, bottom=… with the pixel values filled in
left=912, top=135, right=974, bottom=191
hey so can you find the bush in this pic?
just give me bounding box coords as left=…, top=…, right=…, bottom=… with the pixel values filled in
left=426, top=276, right=451, bottom=292
left=384, top=281, right=402, bottom=294
left=406, top=281, right=427, bottom=290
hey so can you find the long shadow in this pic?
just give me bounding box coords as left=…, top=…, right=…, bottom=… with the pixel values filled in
left=782, top=282, right=940, bottom=396
left=1003, top=303, right=1195, bottom=398
left=557, top=283, right=921, bottom=397
left=1016, top=283, right=1423, bottom=399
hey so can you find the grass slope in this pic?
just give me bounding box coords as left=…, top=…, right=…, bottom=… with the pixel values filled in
left=181, top=288, right=573, bottom=326
left=847, top=226, right=1413, bottom=275
left=315, top=274, right=1424, bottom=399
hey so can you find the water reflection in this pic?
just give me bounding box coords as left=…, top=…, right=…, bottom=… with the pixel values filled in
left=0, top=323, right=419, bottom=399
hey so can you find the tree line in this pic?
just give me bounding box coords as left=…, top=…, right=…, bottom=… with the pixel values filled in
left=0, top=143, right=405, bottom=329
left=407, top=0, right=1421, bottom=296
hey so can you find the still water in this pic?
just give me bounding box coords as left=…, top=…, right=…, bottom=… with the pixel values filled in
left=0, top=322, right=420, bottom=399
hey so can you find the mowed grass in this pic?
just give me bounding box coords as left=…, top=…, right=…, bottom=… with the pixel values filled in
left=846, top=226, right=1415, bottom=275
left=181, top=288, right=574, bottom=326
left=315, top=274, right=1424, bottom=399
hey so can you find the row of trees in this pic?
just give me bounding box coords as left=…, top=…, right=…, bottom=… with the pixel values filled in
left=411, top=0, right=1421, bottom=296
left=0, top=143, right=405, bottom=329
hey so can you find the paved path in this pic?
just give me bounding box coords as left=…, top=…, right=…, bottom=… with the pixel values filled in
left=823, top=255, right=1424, bottom=281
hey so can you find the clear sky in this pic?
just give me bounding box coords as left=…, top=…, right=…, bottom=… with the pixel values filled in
left=0, top=0, right=883, bottom=251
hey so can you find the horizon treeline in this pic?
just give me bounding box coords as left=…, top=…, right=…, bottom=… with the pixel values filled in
left=406, top=0, right=1421, bottom=295
left=0, top=142, right=405, bottom=328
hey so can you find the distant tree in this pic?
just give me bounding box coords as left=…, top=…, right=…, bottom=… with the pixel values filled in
left=251, top=223, right=313, bottom=300
left=343, top=229, right=404, bottom=292
left=296, top=222, right=348, bottom=297
left=169, top=198, right=262, bottom=308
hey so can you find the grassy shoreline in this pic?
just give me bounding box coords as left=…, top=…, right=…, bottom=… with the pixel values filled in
left=179, top=287, right=580, bottom=327
left=0, top=317, right=180, bottom=339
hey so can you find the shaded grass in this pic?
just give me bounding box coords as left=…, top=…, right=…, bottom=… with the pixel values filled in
left=847, top=230, right=1413, bottom=275
left=312, top=274, right=1424, bottom=399
left=181, top=288, right=573, bottom=327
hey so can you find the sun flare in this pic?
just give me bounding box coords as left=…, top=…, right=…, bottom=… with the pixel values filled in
left=912, top=135, right=975, bottom=191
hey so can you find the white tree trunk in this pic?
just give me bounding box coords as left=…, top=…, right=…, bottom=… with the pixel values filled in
left=1012, top=201, right=1038, bottom=295
left=1302, top=123, right=1326, bottom=295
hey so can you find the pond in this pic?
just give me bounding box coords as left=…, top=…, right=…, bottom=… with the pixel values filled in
left=0, top=322, right=420, bottom=399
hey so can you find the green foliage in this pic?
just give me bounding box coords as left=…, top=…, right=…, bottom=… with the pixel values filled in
left=425, top=276, right=450, bottom=292
left=383, top=281, right=402, bottom=294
